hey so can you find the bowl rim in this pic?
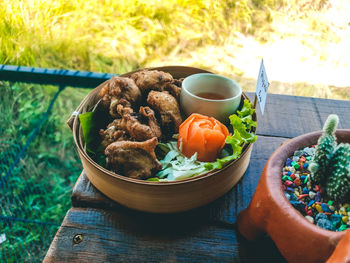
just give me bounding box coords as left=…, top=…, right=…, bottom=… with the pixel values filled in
left=182, top=73, right=242, bottom=102
left=72, top=66, right=257, bottom=186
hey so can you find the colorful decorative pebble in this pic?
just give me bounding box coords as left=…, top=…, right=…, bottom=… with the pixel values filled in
left=282, top=146, right=350, bottom=231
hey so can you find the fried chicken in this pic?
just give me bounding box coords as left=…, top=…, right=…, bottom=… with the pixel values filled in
left=120, top=106, right=162, bottom=141
left=99, top=119, right=129, bottom=151
left=116, top=104, right=134, bottom=116
left=130, top=70, right=184, bottom=101
left=99, top=76, right=141, bottom=118
left=147, top=90, right=182, bottom=135
left=163, top=78, right=183, bottom=100
left=105, top=137, right=162, bottom=179
left=97, top=71, right=185, bottom=180
left=100, top=105, right=162, bottom=148
left=130, top=70, right=173, bottom=93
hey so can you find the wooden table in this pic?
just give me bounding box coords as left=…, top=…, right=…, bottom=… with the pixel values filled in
left=44, top=93, right=350, bottom=263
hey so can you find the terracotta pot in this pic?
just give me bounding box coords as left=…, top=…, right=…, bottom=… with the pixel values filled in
left=237, top=129, right=350, bottom=263
left=68, top=66, right=257, bottom=213
left=326, top=229, right=350, bottom=263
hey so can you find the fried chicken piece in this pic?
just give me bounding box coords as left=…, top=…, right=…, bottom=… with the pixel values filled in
left=99, top=119, right=129, bottom=150
left=174, top=78, right=184, bottom=87
left=163, top=78, right=183, bottom=100
left=99, top=76, right=141, bottom=118
left=105, top=137, right=162, bottom=179
left=100, top=105, right=162, bottom=148
left=130, top=70, right=174, bottom=93
left=147, top=90, right=182, bottom=135
left=130, top=70, right=183, bottom=100
left=163, top=83, right=181, bottom=101
left=116, top=104, right=134, bottom=116
left=121, top=106, right=162, bottom=141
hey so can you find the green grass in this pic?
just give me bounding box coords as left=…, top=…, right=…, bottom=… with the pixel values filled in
left=0, top=82, right=89, bottom=262
left=0, top=0, right=304, bottom=73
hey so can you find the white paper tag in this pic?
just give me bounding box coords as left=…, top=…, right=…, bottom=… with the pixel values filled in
left=255, top=59, right=269, bottom=115
left=0, top=233, right=6, bottom=244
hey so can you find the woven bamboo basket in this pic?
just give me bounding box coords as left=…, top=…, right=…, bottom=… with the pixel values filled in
left=68, top=66, right=257, bottom=213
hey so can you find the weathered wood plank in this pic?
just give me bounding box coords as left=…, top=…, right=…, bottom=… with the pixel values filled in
left=245, top=93, right=350, bottom=138
left=236, top=229, right=287, bottom=263
left=71, top=135, right=287, bottom=225
left=312, top=97, right=350, bottom=129
left=44, top=208, right=286, bottom=263
left=71, top=172, right=118, bottom=210
left=211, top=135, right=288, bottom=223
left=44, top=208, right=238, bottom=263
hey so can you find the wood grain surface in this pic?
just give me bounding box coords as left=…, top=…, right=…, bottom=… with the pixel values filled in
left=44, top=207, right=287, bottom=263
left=245, top=93, right=350, bottom=138
left=44, top=93, right=350, bottom=262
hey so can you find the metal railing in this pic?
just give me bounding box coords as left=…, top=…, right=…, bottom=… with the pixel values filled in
left=0, top=64, right=115, bottom=88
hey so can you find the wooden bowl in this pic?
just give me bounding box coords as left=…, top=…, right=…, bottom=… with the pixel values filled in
left=68, top=66, right=256, bottom=213
left=237, top=130, right=350, bottom=263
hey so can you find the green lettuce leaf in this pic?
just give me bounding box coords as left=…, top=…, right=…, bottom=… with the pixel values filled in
left=147, top=177, right=160, bottom=181
left=79, top=111, right=97, bottom=154
left=79, top=111, right=106, bottom=166
left=229, top=115, right=257, bottom=143
left=204, top=99, right=256, bottom=170
left=237, top=99, right=255, bottom=118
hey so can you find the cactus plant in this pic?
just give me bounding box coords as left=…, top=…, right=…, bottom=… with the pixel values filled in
left=326, top=143, right=350, bottom=201
left=309, top=115, right=338, bottom=185
left=309, top=114, right=350, bottom=202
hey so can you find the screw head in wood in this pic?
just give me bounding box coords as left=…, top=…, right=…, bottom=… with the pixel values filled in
left=73, top=234, right=83, bottom=244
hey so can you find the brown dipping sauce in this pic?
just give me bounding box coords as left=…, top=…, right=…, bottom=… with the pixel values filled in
left=195, top=92, right=227, bottom=100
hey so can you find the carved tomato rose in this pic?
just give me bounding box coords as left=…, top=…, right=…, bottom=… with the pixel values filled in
left=178, top=113, right=229, bottom=162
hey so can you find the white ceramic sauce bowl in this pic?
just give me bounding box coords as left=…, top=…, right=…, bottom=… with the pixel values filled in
left=180, top=73, right=242, bottom=123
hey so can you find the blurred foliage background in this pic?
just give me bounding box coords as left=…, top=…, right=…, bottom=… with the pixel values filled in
left=0, top=0, right=349, bottom=261
left=2, top=0, right=349, bottom=96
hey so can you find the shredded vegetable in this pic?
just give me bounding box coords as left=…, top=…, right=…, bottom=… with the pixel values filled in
left=153, top=141, right=207, bottom=181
